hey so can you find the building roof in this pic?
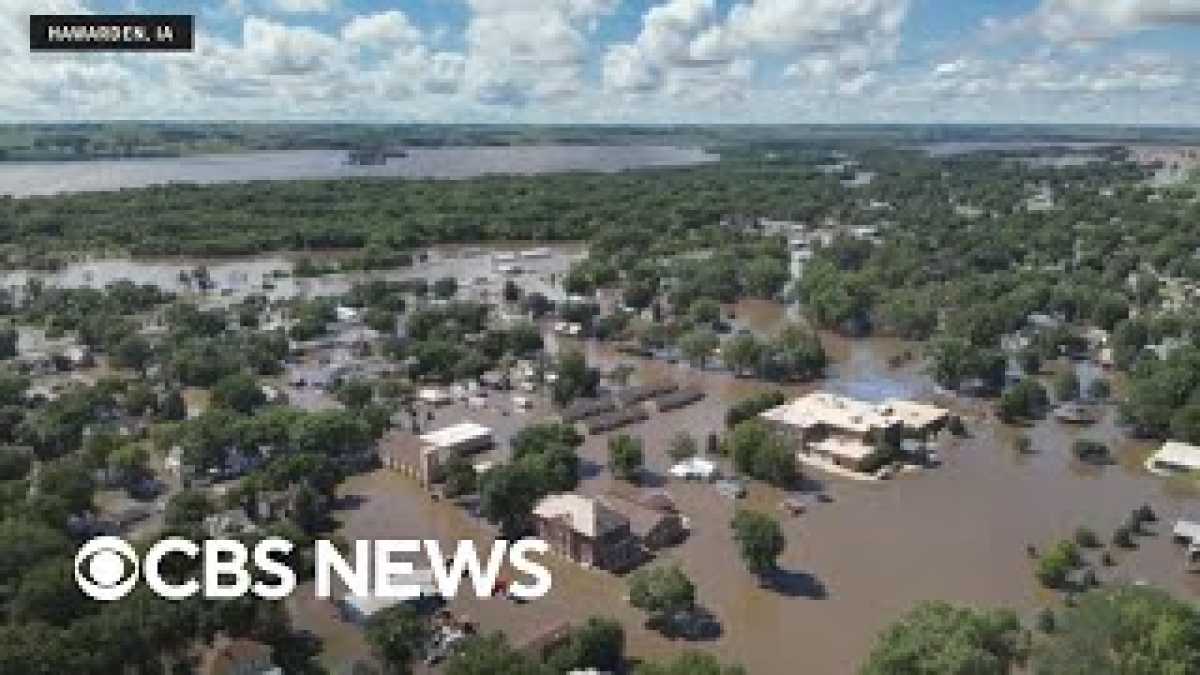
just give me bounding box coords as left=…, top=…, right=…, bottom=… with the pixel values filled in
left=1174, top=520, right=1200, bottom=542
left=598, top=494, right=679, bottom=539
left=533, top=494, right=628, bottom=539
left=761, top=391, right=949, bottom=435
left=880, top=399, right=950, bottom=430
left=201, top=638, right=275, bottom=675
left=1149, top=441, right=1200, bottom=471
left=419, top=422, right=493, bottom=449
left=812, top=436, right=876, bottom=461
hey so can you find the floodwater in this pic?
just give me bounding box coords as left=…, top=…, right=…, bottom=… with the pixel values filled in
left=0, top=146, right=718, bottom=197
left=293, top=304, right=1200, bottom=675
left=0, top=242, right=585, bottom=306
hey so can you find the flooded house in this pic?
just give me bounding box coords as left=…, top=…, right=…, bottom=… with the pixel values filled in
left=532, top=493, right=640, bottom=571
left=381, top=421, right=494, bottom=487
left=1146, top=441, right=1200, bottom=477
left=761, top=392, right=949, bottom=474
left=599, top=494, right=685, bottom=551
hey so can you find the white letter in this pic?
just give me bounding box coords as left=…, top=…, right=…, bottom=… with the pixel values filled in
left=508, top=539, right=552, bottom=599
left=427, top=539, right=506, bottom=599
left=374, top=540, right=421, bottom=599
left=203, top=539, right=251, bottom=598
left=252, top=539, right=296, bottom=600
left=144, top=538, right=200, bottom=600
left=315, top=540, right=370, bottom=598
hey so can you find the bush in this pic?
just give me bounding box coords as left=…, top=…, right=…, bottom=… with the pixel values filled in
left=725, top=390, right=786, bottom=428
left=1070, top=439, right=1110, bottom=465
left=1112, top=526, right=1134, bottom=549
left=1073, top=527, right=1100, bottom=549
left=1036, top=607, right=1056, bottom=633
left=1013, top=435, right=1033, bottom=454
left=1035, top=540, right=1081, bottom=589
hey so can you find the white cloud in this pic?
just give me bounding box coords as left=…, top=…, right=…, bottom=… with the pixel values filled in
left=462, top=0, right=618, bottom=106
left=604, top=0, right=907, bottom=104
left=269, top=0, right=337, bottom=14
left=988, top=0, right=1200, bottom=45
left=342, top=10, right=423, bottom=48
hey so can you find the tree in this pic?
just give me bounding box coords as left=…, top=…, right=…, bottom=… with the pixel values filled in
left=688, top=297, right=721, bottom=326
left=1087, top=378, right=1110, bottom=401
left=442, top=455, right=478, bottom=498
left=164, top=489, right=213, bottom=532
left=998, top=380, right=1049, bottom=423
left=502, top=279, right=521, bottom=303
left=552, top=348, right=598, bottom=406
left=679, top=328, right=718, bottom=368
left=545, top=617, right=625, bottom=673
left=723, top=333, right=762, bottom=376
left=335, top=378, right=374, bottom=409
left=759, top=324, right=827, bottom=382
left=478, top=463, right=542, bottom=538
left=0, top=325, right=16, bottom=359
left=445, top=633, right=549, bottom=675
left=730, top=509, right=785, bottom=576
left=725, top=390, right=786, bottom=428
left=1019, top=348, right=1042, bottom=375
left=628, top=565, right=696, bottom=627
left=365, top=604, right=431, bottom=675
left=10, top=559, right=84, bottom=627
left=35, top=457, right=94, bottom=517
left=636, top=651, right=747, bottom=675
left=1035, top=540, right=1081, bottom=589
left=211, top=372, right=266, bottom=414
left=861, top=602, right=1026, bottom=675
left=1034, top=585, right=1200, bottom=675
left=608, top=434, right=644, bottom=482
left=0, top=445, right=32, bottom=481
left=433, top=276, right=458, bottom=299
left=160, top=388, right=187, bottom=421
left=668, top=431, right=698, bottom=461
left=727, top=419, right=797, bottom=487
left=111, top=335, right=152, bottom=374
left=1054, top=369, right=1080, bottom=402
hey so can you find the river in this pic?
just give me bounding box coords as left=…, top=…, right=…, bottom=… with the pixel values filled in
left=0, top=145, right=718, bottom=197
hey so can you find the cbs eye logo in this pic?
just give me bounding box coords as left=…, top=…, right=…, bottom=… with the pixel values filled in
left=74, top=536, right=140, bottom=601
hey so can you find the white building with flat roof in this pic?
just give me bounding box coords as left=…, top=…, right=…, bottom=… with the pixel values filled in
left=1146, top=441, right=1200, bottom=476
left=761, top=391, right=950, bottom=473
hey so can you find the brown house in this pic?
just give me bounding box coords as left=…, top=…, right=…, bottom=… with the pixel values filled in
left=599, top=493, right=685, bottom=551
left=532, top=493, right=639, bottom=571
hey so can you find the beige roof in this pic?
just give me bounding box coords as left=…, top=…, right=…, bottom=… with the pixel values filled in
left=812, top=436, right=876, bottom=461
left=1150, top=441, right=1200, bottom=470
left=419, top=422, right=492, bottom=449
left=880, top=399, right=950, bottom=430
left=761, top=391, right=948, bottom=434
left=533, top=493, right=627, bottom=538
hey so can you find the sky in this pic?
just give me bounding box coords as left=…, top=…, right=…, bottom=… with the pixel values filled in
left=2, top=0, right=1200, bottom=124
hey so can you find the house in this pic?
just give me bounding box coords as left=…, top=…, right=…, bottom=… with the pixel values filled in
left=382, top=422, right=494, bottom=486
left=1173, top=520, right=1200, bottom=545
left=205, top=509, right=259, bottom=538
left=339, top=569, right=442, bottom=623
left=418, top=387, right=453, bottom=405
left=532, top=494, right=639, bottom=571
left=334, top=305, right=361, bottom=323
left=200, top=637, right=281, bottom=675
left=1146, top=441, right=1200, bottom=477
left=760, top=392, right=950, bottom=473
left=599, top=494, right=685, bottom=551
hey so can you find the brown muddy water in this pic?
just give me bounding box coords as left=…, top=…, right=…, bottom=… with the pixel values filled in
left=290, top=305, right=1200, bottom=675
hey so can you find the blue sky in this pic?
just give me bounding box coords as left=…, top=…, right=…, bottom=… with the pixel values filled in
left=2, top=0, right=1199, bottom=123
